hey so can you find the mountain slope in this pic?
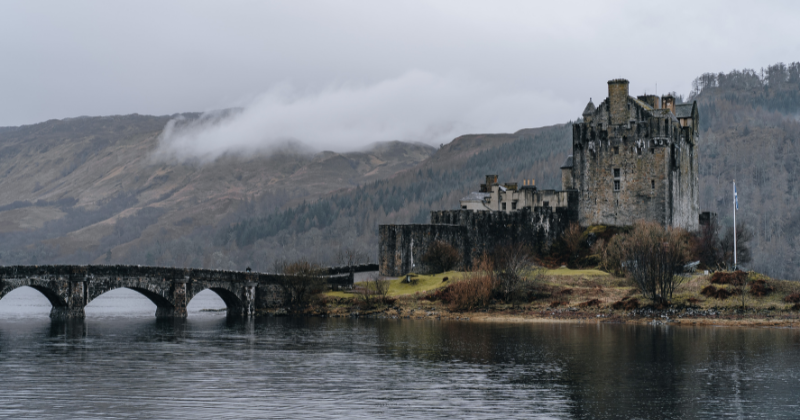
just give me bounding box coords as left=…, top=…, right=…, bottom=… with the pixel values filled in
left=0, top=114, right=435, bottom=266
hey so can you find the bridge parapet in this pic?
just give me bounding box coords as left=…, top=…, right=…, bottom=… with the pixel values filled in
left=0, top=263, right=375, bottom=319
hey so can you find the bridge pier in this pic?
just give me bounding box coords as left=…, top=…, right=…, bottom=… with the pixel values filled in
left=155, top=277, right=189, bottom=319
left=50, top=276, right=88, bottom=319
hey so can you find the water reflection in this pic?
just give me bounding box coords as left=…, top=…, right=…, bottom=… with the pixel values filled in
left=2, top=305, right=800, bottom=418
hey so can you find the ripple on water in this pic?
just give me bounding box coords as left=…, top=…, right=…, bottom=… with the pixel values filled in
left=2, top=291, right=800, bottom=418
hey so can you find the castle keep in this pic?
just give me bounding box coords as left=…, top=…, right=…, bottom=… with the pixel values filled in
left=379, top=79, right=702, bottom=276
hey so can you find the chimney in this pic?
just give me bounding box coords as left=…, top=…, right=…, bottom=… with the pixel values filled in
left=486, top=175, right=498, bottom=187
left=661, top=95, right=675, bottom=114
left=608, top=79, right=630, bottom=125
left=637, top=94, right=660, bottom=109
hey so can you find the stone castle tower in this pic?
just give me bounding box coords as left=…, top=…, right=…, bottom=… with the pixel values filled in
left=563, top=79, right=700, bottom=230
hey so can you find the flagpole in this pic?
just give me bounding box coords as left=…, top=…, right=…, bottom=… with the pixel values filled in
left=733, top=180, right=737, bottom=271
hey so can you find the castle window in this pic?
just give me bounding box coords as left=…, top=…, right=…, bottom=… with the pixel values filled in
left=613, top=168, right=620, bottom=178
left=502, top=202, right=506, bottom=210
left=614, top=180, right=620, bottom=191
left=637, top=147, right=642, bottom=155
left=651, top=180, right=655, bottom=189
left=462, top=205, right=467, bottom=209
left=614, top=147, right=619, bottom=155
left=512, top=202, right=517, bottom=210
left=613, top=168, right=621, bottom=191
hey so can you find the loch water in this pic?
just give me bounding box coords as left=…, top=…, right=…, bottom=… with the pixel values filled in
left=2, top=288, right=800, bottom=419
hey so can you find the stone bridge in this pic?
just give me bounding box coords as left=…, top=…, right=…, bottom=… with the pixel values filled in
left=0, top=264, right=377, bottom=319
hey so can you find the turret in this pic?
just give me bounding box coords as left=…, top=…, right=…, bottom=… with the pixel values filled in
left=582, top=98, right=596, bottom=123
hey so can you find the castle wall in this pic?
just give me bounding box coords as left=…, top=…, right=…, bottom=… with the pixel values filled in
left=379, top=224, right=468, bottom=277
left=379, top=203, right=577, bottom=277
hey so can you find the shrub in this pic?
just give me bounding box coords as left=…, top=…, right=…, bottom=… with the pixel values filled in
left=611, top=297, right=640, bottom=310
left=356, top=276, right=392, bottom=308
left=701, top=285, right=718, bottom=297
left=710, top=271, right=746, bottom=285
left=616, top=221, right=692, bottom=304
left=277, top=259, right=326, bottom=309
left=421, top=240, right=461, bottom=274
left=561, top=222, right=584, bottom=265
left=447, top=272, right=493, bottom=312
left=749, top=279, right=774, bottom=297
left=784, top=292, right=800, bottom=303
left=578, top=299, right=602, bottom=308
left=490, top=244, right=543, bottom=304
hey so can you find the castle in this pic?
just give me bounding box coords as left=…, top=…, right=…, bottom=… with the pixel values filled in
left=379, top=79, right=702, bottom=276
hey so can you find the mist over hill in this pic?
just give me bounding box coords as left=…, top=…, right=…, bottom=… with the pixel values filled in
left=1, top=62, right=799, bottom=280
left=0, top=114, right=435, bottom=269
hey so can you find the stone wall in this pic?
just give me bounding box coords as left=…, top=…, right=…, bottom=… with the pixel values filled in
left=379, top=203, right=577, bottom=277
left=379, top=224, right=467, bottom=277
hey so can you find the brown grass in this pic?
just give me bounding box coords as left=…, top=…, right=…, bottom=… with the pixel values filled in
left=710, top=271, right=745, bottom=285
left=578, top=299, right=602, bottom=308
left=784, top=292, right=800, bottom=303
left=446, top=272, right=493, bottom=312
left=750, top=279, right=774, bottom=297
left=611, top=297, right=640, bottom=310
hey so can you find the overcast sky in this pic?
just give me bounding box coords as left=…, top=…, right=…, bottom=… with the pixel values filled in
left=2, top=1, right=799, bottom=157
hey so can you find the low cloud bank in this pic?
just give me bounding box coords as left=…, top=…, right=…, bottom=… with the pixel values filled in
left=154, top=71, right=576, bottom=162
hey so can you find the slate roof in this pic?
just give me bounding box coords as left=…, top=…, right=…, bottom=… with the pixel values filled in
left=675, top=103, right=694, bottom=119
left=560, top=155, right=573, bottom=169
left=460, top=192, right=490, bottom=202
left=582, top=99, right=596, bottom=116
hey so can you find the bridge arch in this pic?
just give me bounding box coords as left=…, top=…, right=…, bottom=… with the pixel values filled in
left=86, top=285, right=176, bottom=318
left=188, top=287, right=246, bottom=315
left=0, top=283, right=68, bottom=308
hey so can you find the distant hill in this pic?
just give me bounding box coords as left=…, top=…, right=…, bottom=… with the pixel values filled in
left=691, top=63, right=800, bottom=279
left=0, top=114, right=435, bottom=267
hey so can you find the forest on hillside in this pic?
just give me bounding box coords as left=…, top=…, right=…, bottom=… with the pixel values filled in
left=692, top=62, right=800, bottom=279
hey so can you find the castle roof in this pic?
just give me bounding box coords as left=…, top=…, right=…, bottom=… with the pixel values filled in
left=630, top=96, right=654, bottom=111
left=675, top=103, right=695, bottom=118
left=460, top=192, right=490, bottom=203
left=560, top=155, right=573, bottom=169
left=582, top=99, right=596, bottom=116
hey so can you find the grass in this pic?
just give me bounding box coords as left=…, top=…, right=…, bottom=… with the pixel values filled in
left=544, top=267, right=609, bottom=277
left=388, top=271, right=463, bottom=296
left=325, top=271, right=464, bottom=299
left=326, top=267, right=800, bottom=316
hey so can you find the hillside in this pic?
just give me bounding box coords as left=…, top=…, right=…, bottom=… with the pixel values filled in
left=691, top=63, right=800, bottom=279
left=0, top=114, right=435, bottom=267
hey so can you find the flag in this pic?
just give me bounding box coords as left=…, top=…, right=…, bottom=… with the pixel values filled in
left=734, top=182, right=739, bottom=211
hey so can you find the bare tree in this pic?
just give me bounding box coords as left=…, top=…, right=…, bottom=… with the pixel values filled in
left=695, top=217, right=722, bottom=269
left=491, top=244, right=542, bottom=304
left=337, top=247, right=367, bottom=268
left=561, top=222, right=584, bottom=264
left=372, top=277, right=391, bottom=303
left=276, top=259, right=326, bottom=310
left=618, top=222, right=692, bottom=304
left=420, top=240, right=461, bottom=274
left=356, top=275, right=392, bottom=307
